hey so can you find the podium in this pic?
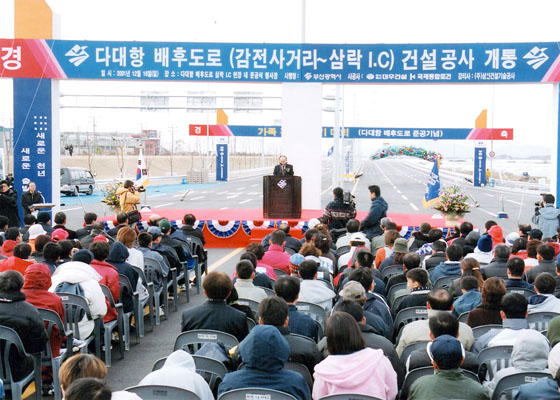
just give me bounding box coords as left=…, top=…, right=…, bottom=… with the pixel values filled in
left=263, top=175, right=302, bottom=219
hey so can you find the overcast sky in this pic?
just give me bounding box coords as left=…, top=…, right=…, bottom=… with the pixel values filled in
left=0, top=0, right=559, bottom=158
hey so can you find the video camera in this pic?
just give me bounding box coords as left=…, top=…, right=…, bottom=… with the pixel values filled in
left=343, top=191, right=355, bottom=206
left=534, top=193, right=547, bottom=213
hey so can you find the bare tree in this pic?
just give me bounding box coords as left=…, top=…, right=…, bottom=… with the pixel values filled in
left=3, top=126, right=12, bottom=175
left=113, top=134, right=126, bottom=178
left=168, top=127, right=175, bottom=176
left=85, top=129, right=95, bottom=173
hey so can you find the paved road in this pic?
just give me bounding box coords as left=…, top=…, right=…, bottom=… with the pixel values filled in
left=357, top=157, right=541, bottom=234
left=62, top=157, right=540, bottom=234
left=98, top=157, right=543, bottom=391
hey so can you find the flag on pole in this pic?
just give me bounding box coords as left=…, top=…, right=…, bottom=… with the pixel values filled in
left=135, top=148, right=149, bottom=188
left=423, top=156, right=441, bottom=208
left=327, top=146, right=334, bottom=157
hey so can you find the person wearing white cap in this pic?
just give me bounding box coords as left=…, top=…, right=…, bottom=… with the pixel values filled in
left=337, top=232, right=368, bottom=271
left=336, top=219, right=371, bottom=250
left=27, top=223, right=47, bottom=252
left=28, top=224, right=46, bottom=240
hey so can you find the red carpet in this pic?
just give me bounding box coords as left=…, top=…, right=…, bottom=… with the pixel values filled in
left=101, top=208, right=456, bottom=248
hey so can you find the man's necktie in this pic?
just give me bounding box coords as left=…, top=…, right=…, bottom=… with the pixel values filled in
left=282, top=165, right=285, bottom=175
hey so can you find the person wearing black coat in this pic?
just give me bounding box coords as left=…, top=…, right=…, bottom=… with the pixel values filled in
left=272, top=155, right=294, bottom=176
left=20, top=182, right=44, bottom=215
left=482, top=244, right=510, bottom=279
left=0, top=181, right=20, bottom=227
left=0, top=270, right=48, bottom=381
left=105, top=241, right=139, bottom=314
left=424, top=240, right=448, bottom=270
left=257, top=296, right=322, bottom=377
left=181, top=271, right=249, bottom=342
left=180, top=214, right=206, bottom=246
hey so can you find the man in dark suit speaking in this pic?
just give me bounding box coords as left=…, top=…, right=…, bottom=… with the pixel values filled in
left=273, top=155, right=294, bottom=176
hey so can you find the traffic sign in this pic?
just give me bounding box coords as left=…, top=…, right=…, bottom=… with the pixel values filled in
left=489, top=151, right=496, bottom=157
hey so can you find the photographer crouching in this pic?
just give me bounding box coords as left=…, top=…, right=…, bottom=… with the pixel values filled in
left=322, top=187, right=356, bottom=241
left=532, top=193, right=560, bottom=239
left=116, top=180, right=146, bottom=225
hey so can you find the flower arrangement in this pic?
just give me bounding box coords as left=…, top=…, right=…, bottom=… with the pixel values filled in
left=370, top=146, right=442, bottom=162
left=101, top=181, right=123, bottom=207
left=433, top=185, right=470, bottom=214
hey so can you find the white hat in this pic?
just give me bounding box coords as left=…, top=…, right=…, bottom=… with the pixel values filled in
left=308, top=218, right=321, bottom=229
left=350, top=232, right=367, bottom=244
left=505, top=232, right=520, bottom=247
left=28, top=224, right=47, bottom=240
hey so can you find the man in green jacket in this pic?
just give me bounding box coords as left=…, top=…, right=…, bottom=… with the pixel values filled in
left=409, top=334, right=489, bottom=400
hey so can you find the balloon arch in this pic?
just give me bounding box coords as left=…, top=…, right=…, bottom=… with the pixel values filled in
left=370, top=146, right=442, bottom=162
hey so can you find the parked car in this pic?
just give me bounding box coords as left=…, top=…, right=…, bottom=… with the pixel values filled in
left=60, top=167, right=95, bottom=196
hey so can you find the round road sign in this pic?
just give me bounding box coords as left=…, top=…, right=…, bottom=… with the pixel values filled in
left=489, top=151, right=495, bottom=158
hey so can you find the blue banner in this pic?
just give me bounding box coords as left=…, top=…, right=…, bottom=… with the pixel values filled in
left=216, top=144, right=228, bottom=181
left=474, top=147, right=487, bottom=187
left=190, top=124, right=513, bottom=140
left=304, top=43, right=559, bottom=83
left=13, top=78, right=53, bottom=224
left=423, top=157, right=441, bottom=208
left=322, top=127, right=513, bottom=140
left=3, top=39, right=560, bottom=84
left=50, top=41, right=301, bottom=82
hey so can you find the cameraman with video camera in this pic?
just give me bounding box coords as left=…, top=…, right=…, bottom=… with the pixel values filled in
left=532, top=193, right=560, bottom=239
left=323, top=187, right=356, bottom=234
left=116, top=180, right=145, bottom=224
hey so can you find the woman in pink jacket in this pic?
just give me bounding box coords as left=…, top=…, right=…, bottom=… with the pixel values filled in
left=312, top=311, right=398, bottom=400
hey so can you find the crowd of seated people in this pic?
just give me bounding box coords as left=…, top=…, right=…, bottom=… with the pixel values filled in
left=0, top=211, right=205, bottom=397
left=189, top=217, right=558, bottom=399
left=2, top=208, right=560, bottom=399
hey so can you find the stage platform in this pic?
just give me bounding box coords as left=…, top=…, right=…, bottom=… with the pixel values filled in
left=101, top=208, right=456, bottom=248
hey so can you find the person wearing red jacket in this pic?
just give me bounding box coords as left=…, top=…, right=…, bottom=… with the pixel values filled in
left=89, top=241, right=119, bottom=323
left=0, top=243, right=35, bottom=275
left=22, top=263, right=65, bottom=383
left=1, top=227, right=21, bottom=257
left=262, top=230, right=291, bottom=274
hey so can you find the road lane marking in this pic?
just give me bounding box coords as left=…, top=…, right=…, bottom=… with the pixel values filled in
left=148, top=193, right=167, bottom=198
left=208, top=248, right=245, bottom=272
left=61, top=207, right=83, bottom=211
left=506, top=199, right=522, bottom=205
left=251, top=184, right=258, bottom=187
left=216, top=191, right=228, bottom=194
left=478, top=208, right=497, bottom=217
left=483, top=193, right=495, bottom=197
left=409, top=203, right=418, bottom=211
left=220, top=207, right=228, bottom=210
left=401, top=195, right=408, bottom=200
left=239, top=199, right=251, bottom=204
left=322, top=185, right=334, bottom=195
left=190, top=196, right=205, bottom=200
left=153, top=202, right=174, bottom=208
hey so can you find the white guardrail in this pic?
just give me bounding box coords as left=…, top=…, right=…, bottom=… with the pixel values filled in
left=400, top=159, right=549, bottom=194
left=94, top=166, right=272, bottom=187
